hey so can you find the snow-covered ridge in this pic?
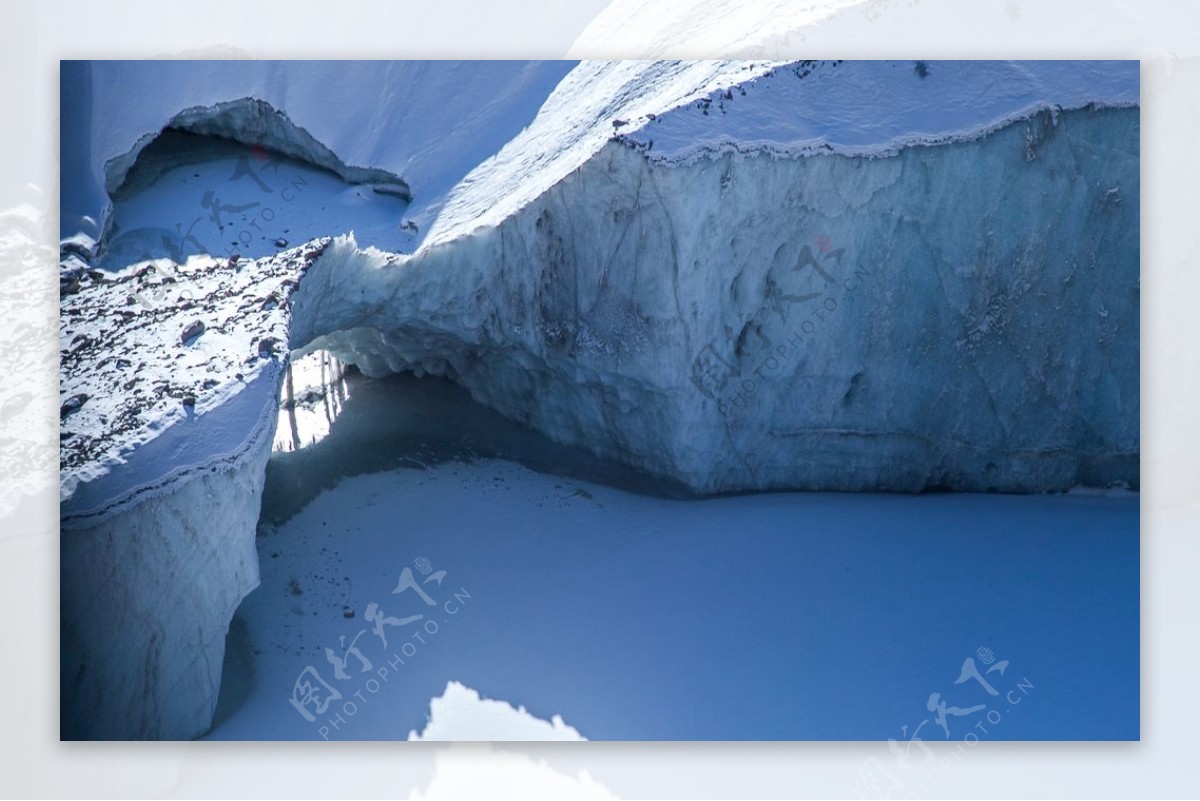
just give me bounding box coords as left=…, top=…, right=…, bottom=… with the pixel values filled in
left=59, top=240, right=330, bottom=524
left=616, top=60, right=1139, bottom=163
left=107, top=98, right=410, bottom=200
left=419, top=60, right=779, bottom=249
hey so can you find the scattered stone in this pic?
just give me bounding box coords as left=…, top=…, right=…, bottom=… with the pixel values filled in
left=372, top=183, right=411, bottom=201
left=257, top=337, right=281, bottom=358
left=180, top=320, right=206, bottom=346
left=60, top=393, right=89, bottom=418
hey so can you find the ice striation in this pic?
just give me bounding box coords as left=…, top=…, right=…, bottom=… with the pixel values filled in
left=59, top=60, right=1139, bottom=738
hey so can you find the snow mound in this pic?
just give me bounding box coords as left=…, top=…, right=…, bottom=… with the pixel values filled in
left=408, top=681, right=586, bottom=741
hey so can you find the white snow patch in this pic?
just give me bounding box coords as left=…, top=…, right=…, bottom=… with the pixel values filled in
left=619, top=60, right=1139, bottom=163
left=408, top=681, right=586, bottom=742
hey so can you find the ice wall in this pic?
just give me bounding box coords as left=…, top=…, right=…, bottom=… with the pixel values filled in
left=60, top=416, right=271, bottom=740
left=299, top=106, right=1140, bottom=493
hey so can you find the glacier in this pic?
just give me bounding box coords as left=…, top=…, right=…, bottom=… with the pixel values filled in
left=59, top=60, right=1139, bottom=739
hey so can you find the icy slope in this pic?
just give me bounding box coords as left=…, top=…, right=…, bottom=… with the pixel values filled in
left=618, top=59, right=1139, bottom=161
left=62, top=60, right=580, bottom=250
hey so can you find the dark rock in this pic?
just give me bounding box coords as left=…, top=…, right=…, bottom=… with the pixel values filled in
left=257, top=337, right=281, bottom=358
left=60, top=393, right=89, bottom=418
left=180, top=320, right=206, bottom=346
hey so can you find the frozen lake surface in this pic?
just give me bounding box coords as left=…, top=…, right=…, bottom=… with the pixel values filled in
left=208, top=371, right=1138, bottom=741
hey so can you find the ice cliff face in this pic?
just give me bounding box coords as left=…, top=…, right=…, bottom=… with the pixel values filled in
left=297, top=106, right=1139, bottom=494
left=59, top=244, right=326, bottom=739
left=61, top=429, right=270, bottom=740
left=59, top=60, right=1139, bottom=738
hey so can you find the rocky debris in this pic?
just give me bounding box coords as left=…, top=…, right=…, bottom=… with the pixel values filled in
left=59, top=239, right=331, bottom=475
left=60, top=273, right=83, bottom=296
